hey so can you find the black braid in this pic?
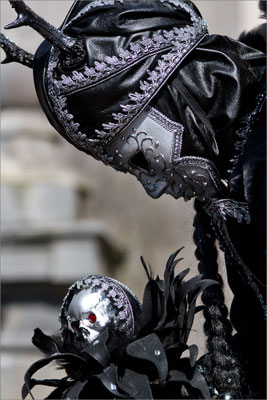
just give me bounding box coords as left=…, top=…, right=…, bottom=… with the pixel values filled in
left=193, top=199, right=244, bottom=398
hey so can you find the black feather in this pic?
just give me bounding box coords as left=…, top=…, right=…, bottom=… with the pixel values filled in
left=32, top=328, right=59, bottom=356
left=141, top=280, right=165, bottom=332
left=140, top=256, right=153, bottom=280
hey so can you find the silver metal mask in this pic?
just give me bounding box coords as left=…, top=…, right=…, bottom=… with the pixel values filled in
left=105, top=108, right=223, bottom=201
left=60, top=275, right=142, bottom=344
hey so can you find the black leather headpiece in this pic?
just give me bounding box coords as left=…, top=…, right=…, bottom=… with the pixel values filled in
left=2, top=0, right=265, bottom=177
left=33, top=0, right=208, bottom=161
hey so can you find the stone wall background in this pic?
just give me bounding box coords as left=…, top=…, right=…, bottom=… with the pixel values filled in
left=1, top=2, right=261, bottom=399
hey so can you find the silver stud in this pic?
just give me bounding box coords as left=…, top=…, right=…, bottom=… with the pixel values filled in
left=132, top=127, right=137, bottom=132
left=191, top=170, right=196, bottom=175
left=147, top=180, right=151, bottom=184
left=156, top=159, right=160, bottom=163
left=110, top=383, right=117, bottom=391
left=115, top=149, right=119, bottom=154
left=154, top=184, right=158, bottom=188
left=155, top=141, right=159, bottom=148
left=121, top=136, right=125, bottom=141
left=155, top=350, right=161, bottom=356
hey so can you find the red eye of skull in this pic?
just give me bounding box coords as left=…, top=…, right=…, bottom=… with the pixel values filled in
left=88, top=312, right=96, bottom=323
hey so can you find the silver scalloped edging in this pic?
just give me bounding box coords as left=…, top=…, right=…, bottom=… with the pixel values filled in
left=57, top=28, right=193, bottom=95
left=47, top=0, right=208, bottom=160
left=204, top=198, right=251, bottom=224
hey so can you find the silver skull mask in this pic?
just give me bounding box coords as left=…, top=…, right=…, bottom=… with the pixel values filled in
left=60, top=275, right=142, bottom=344
left=105, top=108, right=223, bottom=201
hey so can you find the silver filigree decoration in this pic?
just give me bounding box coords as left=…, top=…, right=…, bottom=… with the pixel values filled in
left=46, top=0, right=208, bottom=159
left=204, top=199, right=251, bottom=224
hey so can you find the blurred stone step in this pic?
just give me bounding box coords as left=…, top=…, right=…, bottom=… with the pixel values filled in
left=1, top=108, right=56, bottom=141
left=1, top=303, right=61, bottom=349
left=2, top=180, right=86, bottom=224
left=2, top=221, right=124, bottom=284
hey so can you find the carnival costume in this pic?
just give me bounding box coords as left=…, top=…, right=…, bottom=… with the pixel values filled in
left=1, top=0, right=266, bottom=398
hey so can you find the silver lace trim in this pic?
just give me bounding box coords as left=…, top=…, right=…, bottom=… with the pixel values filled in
left=204, top=199, right=251, bottom=224
left=47, top=0, right=208, bottom=159
left=59, top=0, right=206, bottom=95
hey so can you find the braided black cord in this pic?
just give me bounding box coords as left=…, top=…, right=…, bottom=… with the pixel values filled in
left=193, top=199, right=244, bottom=398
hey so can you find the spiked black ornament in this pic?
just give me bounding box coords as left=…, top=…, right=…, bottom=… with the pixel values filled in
left=0, top=33, right=34, bottom=67
left=5, top=0, right=83, bottom=56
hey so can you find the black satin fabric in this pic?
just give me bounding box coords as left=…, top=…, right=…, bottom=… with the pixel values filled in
left=153, top=35, right=265, bottom=177
left=64, top=0, right=202, bottom=36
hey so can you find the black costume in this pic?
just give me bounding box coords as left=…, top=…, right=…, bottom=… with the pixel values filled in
left=1, top=0, right=266, bottom=398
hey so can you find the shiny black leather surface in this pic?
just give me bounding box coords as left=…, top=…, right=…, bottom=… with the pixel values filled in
left=153, top=35, right=265, bottom=176
left=34, top=1, right=265, bottom=173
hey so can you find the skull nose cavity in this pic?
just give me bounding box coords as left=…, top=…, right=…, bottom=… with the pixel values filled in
left=130, top=151, right=149, bottom=171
